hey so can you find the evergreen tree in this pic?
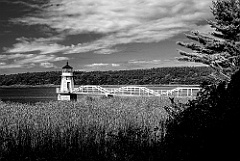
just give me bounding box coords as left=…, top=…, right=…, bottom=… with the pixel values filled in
left=177, top=0, right=240, bottom=82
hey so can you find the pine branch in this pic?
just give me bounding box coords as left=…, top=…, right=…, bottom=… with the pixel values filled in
left=177, top=50, right=211, bottom=65
left=177, top=56, right=211, bottom=65
left=185, top=31, right=215, bottom=45
left=211, top=32, right=225, bottom=40
left=177, top=41, right=215, bottom=54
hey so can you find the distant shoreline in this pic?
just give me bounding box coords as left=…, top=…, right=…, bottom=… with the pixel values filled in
left=0, top=85, right=60, bottom=88
left=0, top=84, right=200, bottom=88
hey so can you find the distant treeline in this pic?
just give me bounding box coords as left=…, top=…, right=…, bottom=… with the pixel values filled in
left=0, top=67, right=214, bottom=86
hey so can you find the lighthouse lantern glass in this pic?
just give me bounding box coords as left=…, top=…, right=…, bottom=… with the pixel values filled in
left=62, top=67, right=72, bottom=73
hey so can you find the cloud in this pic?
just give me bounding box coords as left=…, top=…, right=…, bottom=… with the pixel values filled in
left=112, top=63, right=120, bottom=67
left=83, top=63, right=121, bottom=70
left=126, top=59, right=162, bottom=69
left=8, top=1, right=44, bottom=10
left=6, top=0, right=213, bottom=56
left=0, top=53, right=33, bottom=60
left=0, top=64, right=23, bottom=69
left=126, top=58, right=207, bottom=69
left=85, top=63, right=120, bottom=67
left=85, top=63, right=109, bottom=67
left=0, top=53, right=69, bottom=69
left=128, top=59, right=161, bottom=64
left=4, top=37, right=69, bottom=55
left=195, top=24, right=215, bottom=34
left=40, top=62, right=56, bottom=68
left=93, top=48, right=119, bottom=55
left=80, top=58, right=204, bottom=71
left=14, top=0, right=212, bottom=32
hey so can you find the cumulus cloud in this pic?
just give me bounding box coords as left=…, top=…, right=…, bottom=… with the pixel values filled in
left=6, top=0, right=213, bottom=62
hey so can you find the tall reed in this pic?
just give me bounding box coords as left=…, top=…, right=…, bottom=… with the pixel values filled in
left=0, top=97, right=182, bottom=160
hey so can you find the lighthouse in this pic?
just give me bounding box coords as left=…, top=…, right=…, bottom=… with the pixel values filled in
left=57, top=62, right=77, bottom=101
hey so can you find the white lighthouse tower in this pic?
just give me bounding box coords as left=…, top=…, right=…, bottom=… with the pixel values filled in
left=57, top=62, right=77, bottom=101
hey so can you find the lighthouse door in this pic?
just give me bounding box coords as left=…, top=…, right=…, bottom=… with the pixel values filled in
left=67, top=82, right=70, bottom=92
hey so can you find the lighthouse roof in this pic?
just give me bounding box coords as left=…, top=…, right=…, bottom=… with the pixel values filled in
left=62, top=61, right=73, bottom=69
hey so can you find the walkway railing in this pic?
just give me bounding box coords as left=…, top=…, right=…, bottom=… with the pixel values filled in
left=164, top=87, right=201, bottom=97
left=73, top=85, right=201, bottom=97
left=73, top=85, right=110, bottom=96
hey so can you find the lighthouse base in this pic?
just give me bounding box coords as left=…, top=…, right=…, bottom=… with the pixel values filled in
left=56, top=88, right=77, bottom=101
left=57, top=93, right=77, bottom=101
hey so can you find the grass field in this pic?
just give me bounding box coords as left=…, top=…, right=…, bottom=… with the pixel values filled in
left=0, top=97, right=189, bottom=160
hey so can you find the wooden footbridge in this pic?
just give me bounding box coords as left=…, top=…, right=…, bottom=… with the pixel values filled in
left=72, top=85, right=201, bottom=98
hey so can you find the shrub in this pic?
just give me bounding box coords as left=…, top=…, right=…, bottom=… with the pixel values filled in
left=164, top=70, right=240, bottom=160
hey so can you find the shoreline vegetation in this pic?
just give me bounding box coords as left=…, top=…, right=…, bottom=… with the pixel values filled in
left=0, top=66, right=214, bottom=86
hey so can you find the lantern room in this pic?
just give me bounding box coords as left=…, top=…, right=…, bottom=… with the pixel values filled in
left=62, top=61, right=73, bottom=73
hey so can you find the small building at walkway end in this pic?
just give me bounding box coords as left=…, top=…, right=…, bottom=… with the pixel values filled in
left=56, top=62, right=77, bottom=101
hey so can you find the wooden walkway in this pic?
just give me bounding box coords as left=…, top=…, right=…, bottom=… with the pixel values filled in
left=72, top=85, right=201, bottom=97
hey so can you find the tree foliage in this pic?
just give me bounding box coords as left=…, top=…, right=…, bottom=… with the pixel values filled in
left=177, top=0, right=240, bottom=82
left=164, top=65, right=240, bottom=160
left=0, top=67, right=213, bottom=86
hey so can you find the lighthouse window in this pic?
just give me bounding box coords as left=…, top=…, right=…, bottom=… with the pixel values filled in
left=63, top=69, right=72, bottom=73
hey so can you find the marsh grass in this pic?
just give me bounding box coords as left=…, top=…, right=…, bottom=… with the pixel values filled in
left=0, top=97, right=187, bottom=161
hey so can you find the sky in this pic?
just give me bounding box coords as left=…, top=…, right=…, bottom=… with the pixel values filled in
left=0, top=0, right=214, bottom=74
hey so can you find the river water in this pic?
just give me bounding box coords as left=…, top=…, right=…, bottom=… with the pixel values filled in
left=0, top=85, right=200, bottom=103
left=0, top=87, right=57, bottom=103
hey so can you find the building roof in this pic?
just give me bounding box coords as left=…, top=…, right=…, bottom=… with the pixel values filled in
left=62, top=61, right=73, bottom=69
